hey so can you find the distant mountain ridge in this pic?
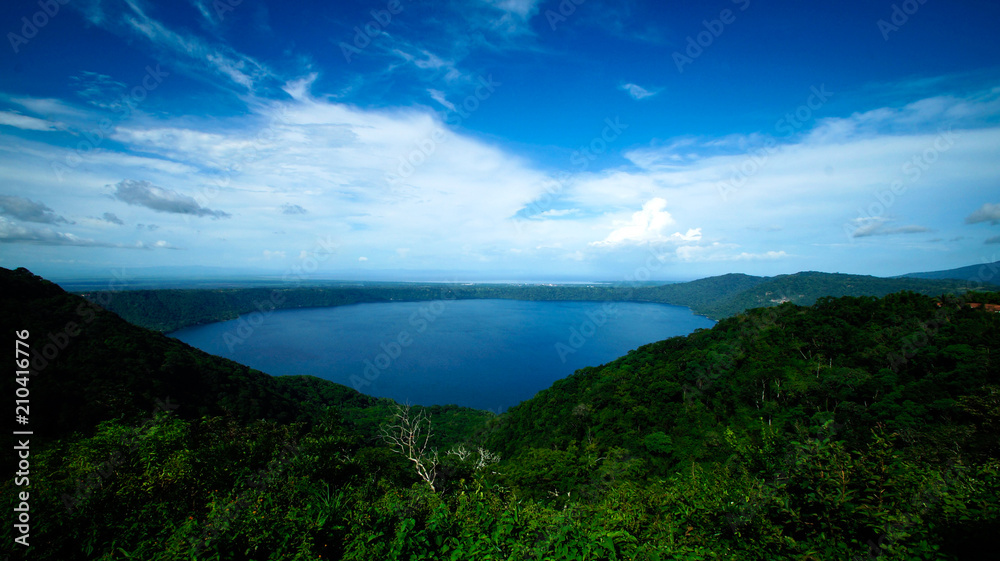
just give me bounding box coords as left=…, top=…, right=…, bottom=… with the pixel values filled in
left=639, top=270, right=998, bottom=319
left=78, top=266, right=1000, bottom=330
left=897, top=260, right=1000, bottom=282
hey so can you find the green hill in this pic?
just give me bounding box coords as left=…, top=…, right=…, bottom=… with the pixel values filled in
left=631, top=270, right=994, bottom=319
left=692, top=271, right=992, bottom=318
left=0, top=267, right=488, bottom=442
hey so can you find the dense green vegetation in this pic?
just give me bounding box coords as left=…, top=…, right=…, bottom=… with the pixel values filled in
left=3, top=266, right=999, bottom=560
left=79, top=270, right=996, bottom=331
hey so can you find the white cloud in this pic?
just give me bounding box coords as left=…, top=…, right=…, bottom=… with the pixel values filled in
left=0, top=111, right=61, bottom=131
left=479, top=0, right=542, bottom=34
left=0, top=217, right=139, bottom=248
left=428, top=89, right=457, bottom=112
left=849, top=217, right=931, bottom=238
left=591, top=198, right=696, bottom=247
left=620, top=83, right=659, bottom=100
left=262, top=250, right=285, bottom=259
left=2, top=75, right=999, bottom=277
left=676, top=244, right=789, bottom=262
left=536, top=209, right=579, bottom=218
left=87, top=0, right=273, bottom=91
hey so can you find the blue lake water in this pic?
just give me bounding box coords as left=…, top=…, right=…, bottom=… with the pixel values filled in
left=170, top=299, right=715, bottom=412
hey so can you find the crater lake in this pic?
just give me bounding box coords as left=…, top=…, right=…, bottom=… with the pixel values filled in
left=170, top=298, right=715, bottom=412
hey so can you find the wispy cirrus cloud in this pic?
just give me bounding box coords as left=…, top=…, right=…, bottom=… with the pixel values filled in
left=620, top=83, right=660, bottom=100
left=428, top=89, right=457, bottom=112
left=0, top=111, right=62, bottom=132
left=75, top=0, right=275, bottom=92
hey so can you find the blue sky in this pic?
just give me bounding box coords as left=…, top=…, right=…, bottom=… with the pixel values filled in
left=1, top=0, right=999, bottom=282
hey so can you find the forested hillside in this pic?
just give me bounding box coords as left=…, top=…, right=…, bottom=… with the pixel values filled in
left=0, top=267, right=488, bottom=443
left=3, top=266, right=998, bottom=560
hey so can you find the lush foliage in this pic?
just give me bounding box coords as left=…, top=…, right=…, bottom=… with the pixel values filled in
left=3, top=267, right=999, bottom=560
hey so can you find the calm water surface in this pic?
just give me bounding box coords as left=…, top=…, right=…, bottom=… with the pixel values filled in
left=171, top=299, right=714, bottom=411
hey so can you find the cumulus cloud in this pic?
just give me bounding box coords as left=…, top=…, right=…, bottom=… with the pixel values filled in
left=592, top=198, right=697, bottom=246
left=966, top=203, right=1000, bottom=225
left=280, top=203, right=308, bottom=215
left=112, top=179, right=230, bottom=218
left=620, top=83, right=659, bottom=100
left=0, top=196, right=70, bottom=224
